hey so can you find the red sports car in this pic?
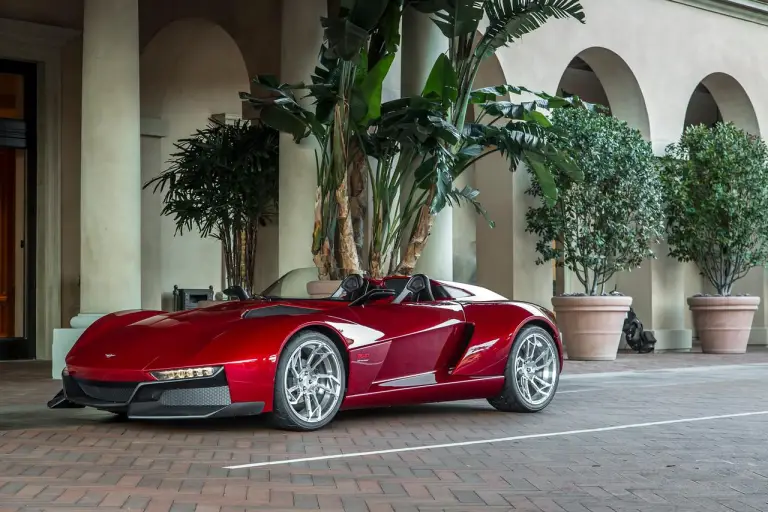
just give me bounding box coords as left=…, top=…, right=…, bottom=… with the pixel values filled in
left=48, top=268, right=563, bottom=431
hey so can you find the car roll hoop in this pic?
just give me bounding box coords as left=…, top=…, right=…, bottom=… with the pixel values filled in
left=337, top=273, right=396, bottom=306
left=332, top=273, right=368, bottom=301
left=392, top=274, right=434, bottom=304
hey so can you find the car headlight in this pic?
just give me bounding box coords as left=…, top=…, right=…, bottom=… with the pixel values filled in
left=150, top=366, right=222, bottom=381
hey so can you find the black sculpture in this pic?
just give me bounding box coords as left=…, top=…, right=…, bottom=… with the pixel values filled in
left=622, top=306, right=656, bottom=354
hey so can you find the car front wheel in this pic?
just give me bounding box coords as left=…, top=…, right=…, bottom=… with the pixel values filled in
left=487, top=325, right=560, bottom=413
left=271, top=330, right=346, bottom=431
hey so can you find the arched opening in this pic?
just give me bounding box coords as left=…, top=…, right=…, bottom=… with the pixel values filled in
left=558, top=56, right=610, bottom=110
left=552, top=47, right=651, bottom=297
left=557, top=47, right=650, bottom=140
left=140, top=18, right=253, bottom=311
left=683, top=72, right=759, bottom=135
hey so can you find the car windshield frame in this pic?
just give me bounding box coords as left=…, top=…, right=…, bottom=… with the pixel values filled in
left=256, top=268, right=464, bottom=303
left=258, top=267, right=357, bottom=300
left=257, top=268, right=420, bottom=301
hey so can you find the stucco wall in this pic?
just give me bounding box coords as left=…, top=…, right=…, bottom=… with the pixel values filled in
left=0, top=0, right=83, bottom=30
left=0, top=0, right=282, bottom=323
left=4, top=0, right=768, bottom=353
left=479, top=0, right=768, bottom=346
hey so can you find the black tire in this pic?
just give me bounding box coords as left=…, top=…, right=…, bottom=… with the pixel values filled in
left=487, top=325, right=560, bottom=413
left=271, top=330, right=347, bottom=431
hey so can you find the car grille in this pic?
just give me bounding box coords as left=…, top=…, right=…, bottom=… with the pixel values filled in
left=158, top=386, right=231, bottom=407
left=73, top=379, right=138, bottom=403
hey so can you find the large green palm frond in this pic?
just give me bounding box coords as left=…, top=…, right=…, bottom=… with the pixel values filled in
left=444, top=184, right=496, bottom=226
left=477, top=0, right=585, bottom=59
left=409, top=0, right=486, bottom=39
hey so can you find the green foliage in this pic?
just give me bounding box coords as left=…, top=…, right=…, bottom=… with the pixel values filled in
left=143, top=118, right=278, bottom=294
left=241, top=0, right=404, bottom=277
left=525, top=108, right=664, bottom=295
left=240, top=0, right=590, bottom=277
left=660, top=122, right=768, bottom=296
left=384, top=0, right=589, bottom=275
left=406, top=0, right=588, bottom=217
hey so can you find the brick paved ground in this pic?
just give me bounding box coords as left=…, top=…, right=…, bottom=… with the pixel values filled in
left=1, top=354, right=768, bottom=511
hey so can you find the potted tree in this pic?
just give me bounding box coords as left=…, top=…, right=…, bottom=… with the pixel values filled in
left=243, top=0, right=590, bottom=283
left=242, top=0, right=398, bottom=284
left=661, top=122, right=768, bottom=354
left=144, top=117, right=279, bottom=299
left=526, top=107, right=664, bottom=360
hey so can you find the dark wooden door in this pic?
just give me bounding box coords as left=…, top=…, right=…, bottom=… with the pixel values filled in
left=0, top=59, right=36, bottom=359
left=0, top=147, right=15, bottom=338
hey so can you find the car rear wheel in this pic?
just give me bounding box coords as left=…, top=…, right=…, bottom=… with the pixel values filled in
left=271, top=330, right=346, bottom=431
left=487, top=325, right=560, bottom=413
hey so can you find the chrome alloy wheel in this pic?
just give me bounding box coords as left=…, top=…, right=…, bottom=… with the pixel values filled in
left=514, top=332, right=558, bottom=406
left=283, top=339, right=343, bottom=424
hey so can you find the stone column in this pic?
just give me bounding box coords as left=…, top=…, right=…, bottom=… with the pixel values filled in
left=278, top=0, right=326, bottom=276
left=475, top=153, right=518, bottom=300
left=51, top=0, right=141, bottom=377
left=78, top=0, right=142, bottom=316
left=452, top=168, right=477, bottom=284
left=400, top=7, right=453, bottom=280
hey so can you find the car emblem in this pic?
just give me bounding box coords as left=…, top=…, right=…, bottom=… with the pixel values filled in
left=105, top=354, right=116, bottom=358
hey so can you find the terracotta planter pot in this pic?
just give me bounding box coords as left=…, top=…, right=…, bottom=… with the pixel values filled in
left=551, top=295, right=633, bottom=361
left=687, top=295, right=760, bottom=354
left=306, top=280, right=342, bottom=299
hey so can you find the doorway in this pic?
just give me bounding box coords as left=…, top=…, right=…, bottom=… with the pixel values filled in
left=0, top=59, right=37, bottom=360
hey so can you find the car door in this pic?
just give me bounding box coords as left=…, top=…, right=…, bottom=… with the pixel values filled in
left=340, top=298, right=467, bottom=391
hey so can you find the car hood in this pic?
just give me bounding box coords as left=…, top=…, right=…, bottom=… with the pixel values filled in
left=67, top=300, right=340, bottom=372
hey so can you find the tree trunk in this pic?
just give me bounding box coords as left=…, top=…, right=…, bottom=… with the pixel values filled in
left=244, top=221, right=258, bottom=296
left=395, top=189, right=436, bottom=276
left=314, top=238, right=332, bottom=280
left=369, top=251, right=383, bottom=279
left=347, top=138, right=367, bottom=265
left=312, top=186, right=333, bottom=280
left=335, top=176, right=361, bottom=273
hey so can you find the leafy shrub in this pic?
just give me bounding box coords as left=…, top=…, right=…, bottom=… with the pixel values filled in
left=144, top=118, right=279, bottom=295
left=660, top=122, right=768, bottom=296
left=526, top=108, right=664, bottom=295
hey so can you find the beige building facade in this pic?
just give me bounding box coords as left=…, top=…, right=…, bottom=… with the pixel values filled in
left=0, top=0, right=767, bottom=373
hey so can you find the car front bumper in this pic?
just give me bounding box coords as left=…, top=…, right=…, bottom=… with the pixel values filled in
left=47, top=368, right=264, bottom=419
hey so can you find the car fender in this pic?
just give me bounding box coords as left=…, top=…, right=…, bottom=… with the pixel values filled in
left=189, top=314, right=365, bottom=411
left=450, top=302, right=562, bottom=377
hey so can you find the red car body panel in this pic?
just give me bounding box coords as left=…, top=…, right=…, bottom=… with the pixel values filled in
left=60, top=277, right=562, bottom=417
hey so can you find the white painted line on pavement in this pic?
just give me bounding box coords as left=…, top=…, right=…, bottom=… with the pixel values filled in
left=223, top=409, right=768, bottom=470
left=559, top=380, right=723, bottom=394
left=558, top=387, right=604, bottom=394
left=560, top=362, right=768, bottom=380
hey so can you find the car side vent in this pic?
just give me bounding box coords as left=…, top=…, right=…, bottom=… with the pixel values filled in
left=243, top=306, right=319, bottom=319
left=447, top=322, right=475, bottom=373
